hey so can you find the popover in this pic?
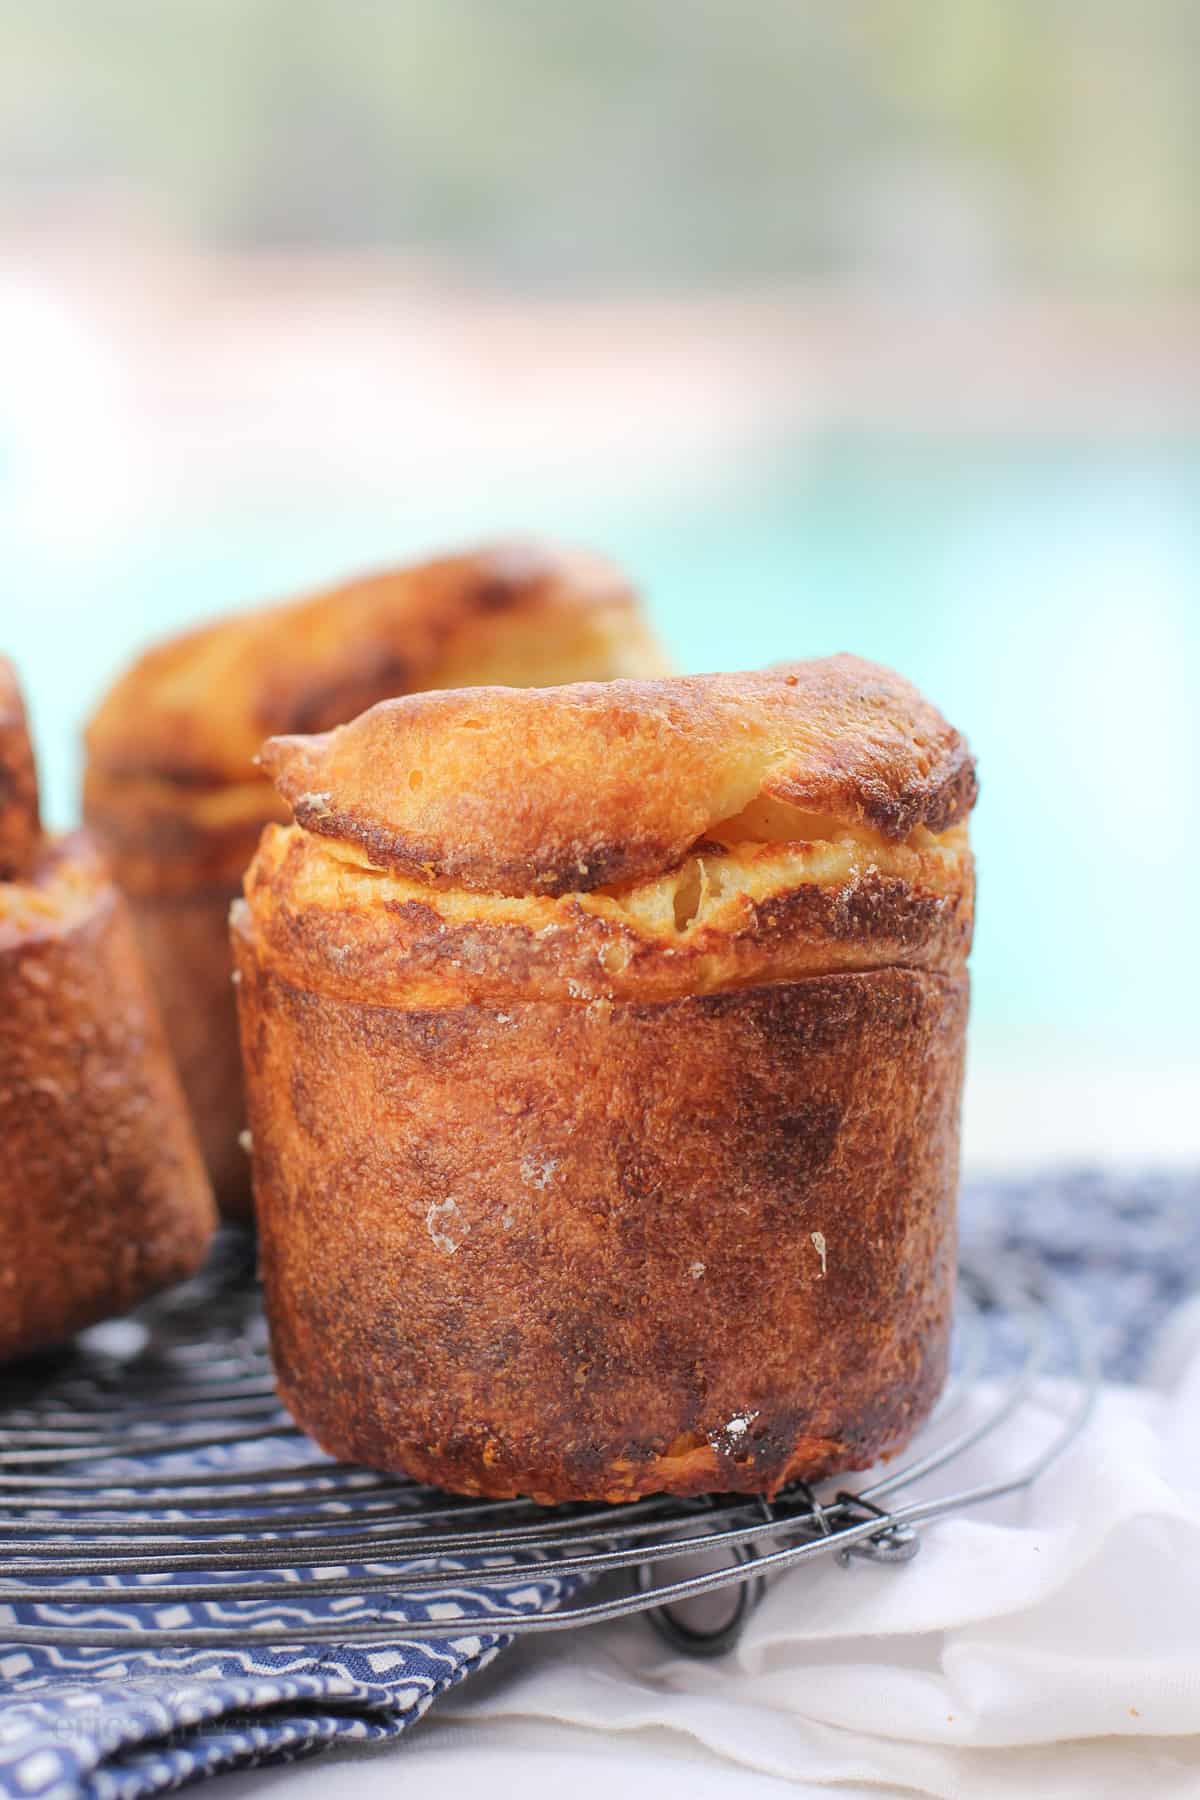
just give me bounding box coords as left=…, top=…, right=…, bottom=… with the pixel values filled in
left=0, top=659, right=215, bottom=1362
left=84, top=541, right=666, bottom=1215
left=233, top=656, right=976, bottom=1501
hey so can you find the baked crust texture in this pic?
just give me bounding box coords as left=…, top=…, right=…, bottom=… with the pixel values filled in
left=85, top=541, right=662, bottom=788
left=128, top=886, right=253, bottom=1213
left=262, top=656, right=976, bottom=896
left=244, top=818, right=973, bottom=1008
left=237, top=943, right=966, bottom=1501
left=0, top=660, right=40, bottom=882
left=83, top=541, right=666, bottom=1214
left=0, top=659, right=215, bottom=1361
left=236, top=656, right=975, bottom=1500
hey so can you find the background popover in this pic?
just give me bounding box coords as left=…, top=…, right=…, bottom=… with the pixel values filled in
left=0, top=659, right=215, bottom=1363
left=234, top=657, right=976, bottom=1502
left=84, top=540, right=666, bottom=1217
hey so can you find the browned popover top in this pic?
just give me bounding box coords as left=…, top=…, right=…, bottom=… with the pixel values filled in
left=262, top=656, right=977, bottom=898
left=243, top=658, right=976, bottom=1008
left=85, top=540, right=661, bottom=788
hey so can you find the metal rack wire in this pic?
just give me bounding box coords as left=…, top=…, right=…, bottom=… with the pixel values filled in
left=0, top=1239, right=1096, bottom=1657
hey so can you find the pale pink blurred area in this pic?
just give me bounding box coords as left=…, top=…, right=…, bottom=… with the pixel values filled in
left=3, top=233, right=1199, bottom=556
left=0, top=239, right=784, bottom=543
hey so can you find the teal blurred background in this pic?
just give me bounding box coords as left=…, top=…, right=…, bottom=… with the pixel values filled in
left=1, top=3, right=1197, bottom=1164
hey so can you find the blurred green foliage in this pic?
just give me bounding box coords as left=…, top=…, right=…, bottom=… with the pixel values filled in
left=0, top=0, right=1195, bottom=287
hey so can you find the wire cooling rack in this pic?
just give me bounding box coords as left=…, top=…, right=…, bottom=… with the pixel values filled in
left=0, top=1235, right=1096, bottom=1657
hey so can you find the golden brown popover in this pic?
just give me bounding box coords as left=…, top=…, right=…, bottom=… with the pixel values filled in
left=84, top=542, right=666, bottom=1217
left=0, top=660, right=215, bottom=1363
left=233, top=656, right=976, bottom=1503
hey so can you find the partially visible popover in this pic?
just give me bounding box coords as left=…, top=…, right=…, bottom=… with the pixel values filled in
left=235, top=656, right=976, bottom=1503
left=84, top=541, right=667, bottom=1216
left=0, top=659, right=215, bottom=1363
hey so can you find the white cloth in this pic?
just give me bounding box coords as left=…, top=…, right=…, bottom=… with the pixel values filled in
left=218, top=1296, right=1200, bottom=1799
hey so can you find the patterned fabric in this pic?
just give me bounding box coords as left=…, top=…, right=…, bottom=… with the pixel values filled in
left=0, top=1421, right=578, bottom=1799
left=1, top=1167, right=1196, bottom=1800
left=962, top=1166, right=1200, bottom=1382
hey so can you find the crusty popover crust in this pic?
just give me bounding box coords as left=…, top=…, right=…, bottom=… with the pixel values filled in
left=235, top=657, right=976, bottom=1503
left=0, top=660, right=215, bottom=1363
left=262, top=654, right=975, bottom=896
left=84, top=541, right=667, bottom=1216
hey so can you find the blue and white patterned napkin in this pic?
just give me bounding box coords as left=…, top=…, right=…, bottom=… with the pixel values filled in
left=0, top=1421, right=578, bottom=1800
left=1, top=1166, right=1196, bottom=1800
left=961, top=1166, right=1200, bottom=1382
